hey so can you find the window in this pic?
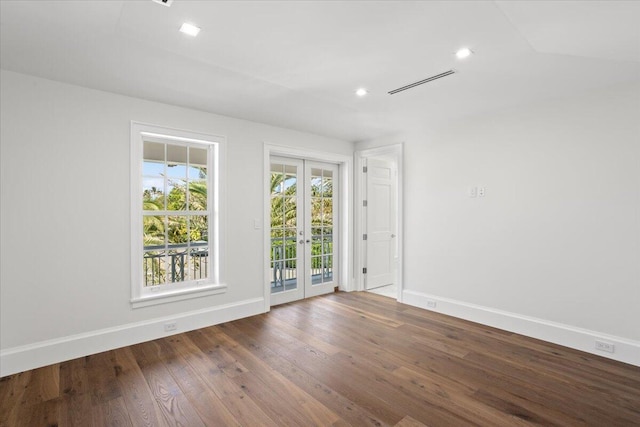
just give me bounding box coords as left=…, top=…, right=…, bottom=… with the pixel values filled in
left=131, top=123, right=226, bottom=307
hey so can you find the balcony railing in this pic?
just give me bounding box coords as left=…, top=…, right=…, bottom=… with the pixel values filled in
left=143, top=237, right=333, bottom=289
left=143, top=241, right=208, bottom=286
left=270, top=236, right=333, bottom=291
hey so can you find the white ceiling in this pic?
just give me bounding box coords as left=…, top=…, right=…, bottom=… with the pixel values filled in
left=1, top=1, right=639, bottom=142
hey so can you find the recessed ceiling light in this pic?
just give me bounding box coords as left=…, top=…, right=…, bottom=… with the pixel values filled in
left=455, top=47, right=473, bottom=59
left=151, top=0, right=173, bottom=7
left=180, top=23, right=201, bottom=37
left=356, top=88, right=368, bottom=97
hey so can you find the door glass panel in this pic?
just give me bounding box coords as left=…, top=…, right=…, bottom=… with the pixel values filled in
left=323, top=227, right=333, bottom=282
left=270, top=200, right=284, bottom=229
left=271, top=165, right=284, bottom=195
left=310, top=171, right=322, bottom=196
left=322, top=170, right=333, bottom=197
left=311, top=198, right=322, bottom=225
left=284, top=228, right=297, bottom=261
left=271, top=163, right=298, bottom=294
left=310, top=166, right=335, bottom=286
left=284, top=165, right=297, bottom=195
left=311, top=256, right=323, bottom=285
left=284, top=197, right=297, bottom=226
left=321, top=199, right=333, bottom=226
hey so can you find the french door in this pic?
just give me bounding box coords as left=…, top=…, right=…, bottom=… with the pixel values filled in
left=270, top=156, right=338, bottom=306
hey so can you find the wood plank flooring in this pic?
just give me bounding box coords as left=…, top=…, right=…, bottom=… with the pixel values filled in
left=1, top=291, right=639, bottom=426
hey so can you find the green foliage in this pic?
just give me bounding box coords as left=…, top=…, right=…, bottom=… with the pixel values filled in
left=270, top=173, right=333, bottom=230
left=142, top=179, right=208, bottom=247
left=270, top=172, right=333, bottom=268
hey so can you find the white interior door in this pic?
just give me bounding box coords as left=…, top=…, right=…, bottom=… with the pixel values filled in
left=270, top=157, right=338, bottom=305
left=365, top=157, right=396, bottom=290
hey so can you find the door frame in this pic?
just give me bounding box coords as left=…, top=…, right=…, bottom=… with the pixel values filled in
left=355, top=144, right=404, bottom=301
left=263, top=143, right=353, bottom=311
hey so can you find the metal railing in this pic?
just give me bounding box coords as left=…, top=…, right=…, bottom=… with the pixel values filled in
left=143, top=241, right=208, bottom=286
left=270, top=236, right=333, bottom=288
left=143, top=237, right=333, bottom=288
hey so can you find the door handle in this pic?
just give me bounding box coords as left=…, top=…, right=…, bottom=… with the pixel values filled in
left=391, top=234, right=396, bottom=238
left=299, top=239, right=311, bottom=244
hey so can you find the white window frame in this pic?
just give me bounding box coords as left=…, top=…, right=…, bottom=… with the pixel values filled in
left=130, top=122, right=226, bottom=308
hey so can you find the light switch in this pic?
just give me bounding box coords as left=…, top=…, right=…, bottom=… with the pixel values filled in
left=253, top=219, right=261, bottom=230
left=469, top=186, right=477, bottom=198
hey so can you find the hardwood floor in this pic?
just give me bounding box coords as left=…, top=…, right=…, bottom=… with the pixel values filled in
left=1, top=291, right=639, bottom=426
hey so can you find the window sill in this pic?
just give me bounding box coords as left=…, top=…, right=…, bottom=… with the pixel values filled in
left=131, top=284, right=227, bottom=309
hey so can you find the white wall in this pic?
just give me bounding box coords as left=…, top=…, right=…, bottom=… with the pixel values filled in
left=0, top=70, right=353, bottom=374
left=3, top=69, right=638, bottom=372
left=360, top=83, right=640, bottom=365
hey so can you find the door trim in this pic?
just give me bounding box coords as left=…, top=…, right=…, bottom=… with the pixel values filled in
left=263, top=143, right=353, bottom=312
left=355, top=144, right=404, bottom=301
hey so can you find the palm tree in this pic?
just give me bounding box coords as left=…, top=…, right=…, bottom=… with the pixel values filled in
left=270, top=172, right=297, bottom=232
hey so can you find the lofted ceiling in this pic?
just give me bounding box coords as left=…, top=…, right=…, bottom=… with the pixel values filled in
left=1, top=1, right=639, bottom=142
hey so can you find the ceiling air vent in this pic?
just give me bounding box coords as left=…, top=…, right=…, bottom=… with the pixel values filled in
left=388, top=70, right=457, bottom=95
left=151, top=0, right=173, bottom=7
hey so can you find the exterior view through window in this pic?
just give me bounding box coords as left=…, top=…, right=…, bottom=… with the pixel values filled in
left=142, top=141, right=210, bottom=286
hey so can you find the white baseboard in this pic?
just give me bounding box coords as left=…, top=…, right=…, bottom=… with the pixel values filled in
left=402, top=290, right=640, bottom=367
left=0, top=297, right=265, bottom=377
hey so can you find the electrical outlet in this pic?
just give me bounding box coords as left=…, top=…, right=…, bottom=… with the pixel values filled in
left=164, top=322, right=177, bottom=332
left=478, top=187, right=486, bottom=197
left=426, top=299, right=437, bottom=309
left=595, top=340, right=615, bottom=353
